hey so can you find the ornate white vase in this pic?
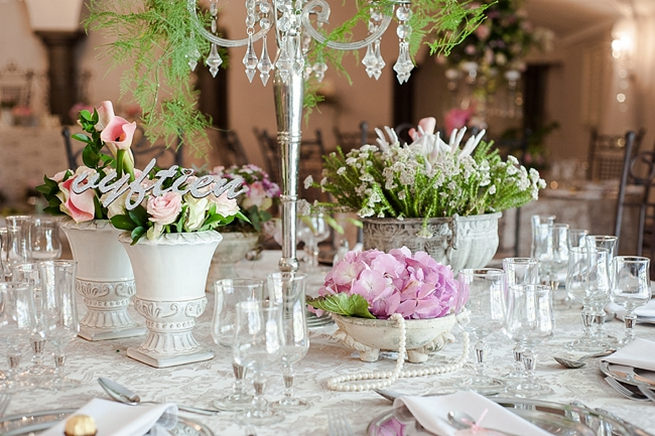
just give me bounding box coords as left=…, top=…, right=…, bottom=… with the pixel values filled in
left=331, top=313, right=457, bottom=363
left=206, top=231, right=259, bottom=289
left=60, top=219, right=145, bottom=341
left=362, top=212, right=502, bottom=273
left=119, top=231, right=222, bottom=368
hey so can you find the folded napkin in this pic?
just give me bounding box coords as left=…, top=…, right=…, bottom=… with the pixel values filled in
left=40, top=398, right=177, bottom=436
left=603, top=338, right=655, bottom=372
left=607, top=299, right=655, bottom=321
left=393, top=391, right=552, bottom=436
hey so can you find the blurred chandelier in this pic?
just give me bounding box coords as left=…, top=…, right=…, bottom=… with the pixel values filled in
left=188, top=0, right=416, bottom=272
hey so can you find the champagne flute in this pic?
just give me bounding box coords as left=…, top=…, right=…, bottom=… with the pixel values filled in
left=505, top=284, right=554, bottom=396
left=0, top=281, right=35, bottom=391
left=456, top=268, right=506, bottom=394
left=267, top=272, right=310, bottom=409
left=530, top=214, right=555, bottom=257
left=28, top=217, right=62, bottom=260
left=612, top=256, right=651, bottom=344
left=211, top=278, right=263, bottom=411
left=534, top=224, right=569, bottom=306
left=298, top=213, right=330, bottom=270
left=233, top=300, right=284, bottom=425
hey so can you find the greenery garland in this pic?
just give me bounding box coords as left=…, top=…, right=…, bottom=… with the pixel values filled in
left=86, top=0, right=489, bottom=157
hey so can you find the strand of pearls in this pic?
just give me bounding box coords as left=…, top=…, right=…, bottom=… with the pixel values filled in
left=326, top=314, right=470, bottom=392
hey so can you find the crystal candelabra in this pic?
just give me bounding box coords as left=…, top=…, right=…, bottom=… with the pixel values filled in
left=189, top=0, right=416, bottom=271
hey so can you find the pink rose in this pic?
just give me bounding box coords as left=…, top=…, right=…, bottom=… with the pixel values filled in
left=100, top=115, right=137, bottom=151
left=94, top=100, right=115, bottom=131
left=52, top=170, right=69, bottom=182
left=57, top=174, right=96, bottom=223
left=146, top=192, right=182, bottom=225
left=445, top=108, right=473, bottom=135
left=210, top=192, right=240, bottom=218
left=242, top=181, right=269, bottom=209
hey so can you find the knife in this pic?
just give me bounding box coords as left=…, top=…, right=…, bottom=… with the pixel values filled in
left=610, top=366, right=655, bottom=387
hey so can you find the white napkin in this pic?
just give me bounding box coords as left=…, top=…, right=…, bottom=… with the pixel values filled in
left=40, top=398, right=178, bottom=436
left=603, top=338, right=655, bottom=372
left=609, top=298, right=655, bottom=320
left=393, top=391, right=552, bottom=436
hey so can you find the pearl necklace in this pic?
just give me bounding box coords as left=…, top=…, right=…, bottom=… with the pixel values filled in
left=327, top=313, right=470, bottom=392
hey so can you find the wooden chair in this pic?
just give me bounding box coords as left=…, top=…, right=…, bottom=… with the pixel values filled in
left=299, top=130, right=327, bottom=202
left=614, top=131, right=655, bottom=265
left=588, top=127, right=645, bottom=180
left=253, top=127, right=279, bottom=182
left=333, top=121, right=376, bottom=152
left=218, top=130, right=249, bottom=166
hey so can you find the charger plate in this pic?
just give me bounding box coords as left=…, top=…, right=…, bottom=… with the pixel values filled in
left=366, top=397, right=651, bottom=436
left=0, top=408, right=213, bottom=436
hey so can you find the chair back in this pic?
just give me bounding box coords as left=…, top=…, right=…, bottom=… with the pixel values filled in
left=588, top=127, right=645, bottom=180
left=333, top=121, right=376, bottom=152
left=253, top=128, right=279, bottom=183
left=299, top=130, right=326, bottom=202
left=218, top=130, right=249, bottom=166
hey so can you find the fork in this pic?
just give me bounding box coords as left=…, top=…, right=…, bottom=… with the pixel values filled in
left=327, top=409, right=354, bottom=436
left=0, top=393, right=11, bottom=417
left=604, top=376, right=651, bottom=402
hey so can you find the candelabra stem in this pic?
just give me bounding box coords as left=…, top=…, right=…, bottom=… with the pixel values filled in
left=273, top=68, right=304, bottom=272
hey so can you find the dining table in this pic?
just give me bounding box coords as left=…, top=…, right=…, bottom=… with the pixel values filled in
left=3, top=250, right=655, bottom=435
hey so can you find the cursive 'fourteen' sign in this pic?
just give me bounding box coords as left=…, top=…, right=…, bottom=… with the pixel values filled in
left=70, top=159, right=246, bottom=211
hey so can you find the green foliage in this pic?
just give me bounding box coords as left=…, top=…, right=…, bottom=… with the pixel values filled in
left=86, top=0, right=214, bottom=157
left=306, top=293, right=375, bottom=319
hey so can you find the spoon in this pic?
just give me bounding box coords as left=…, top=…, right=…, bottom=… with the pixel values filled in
left=98, top=377, right=220, bottom=416
left=553, top=349, right=616, bottom=368
left=447, top=411, right=520, bottom=436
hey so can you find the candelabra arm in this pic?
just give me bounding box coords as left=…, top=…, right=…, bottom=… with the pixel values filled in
left=274, top=67, right=304, bottom=273
left=188, top=0, right=269, bottom=48
left=301, top=0, right=393, bottom=51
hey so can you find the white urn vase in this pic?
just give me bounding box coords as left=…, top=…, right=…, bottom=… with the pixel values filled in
left=119, top=231, right=222, bottom=368
left=60, top=219, right=145, bottom=341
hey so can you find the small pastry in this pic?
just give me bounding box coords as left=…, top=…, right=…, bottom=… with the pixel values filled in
left=64, top=414, right=97, bottom=436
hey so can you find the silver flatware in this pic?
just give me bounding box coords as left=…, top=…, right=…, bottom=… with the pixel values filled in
left=447, top=410, right=521, bottom=436
left=98, top=377, right=221, bottom=415
left=604, top=376, right=651, bottom=402
left=553, top=349, right=616, bottom=368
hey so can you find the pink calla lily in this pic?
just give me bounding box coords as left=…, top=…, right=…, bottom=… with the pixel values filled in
left=94, top=100, right=115, bottom=131
left=100, top=116, right=137, bottom=151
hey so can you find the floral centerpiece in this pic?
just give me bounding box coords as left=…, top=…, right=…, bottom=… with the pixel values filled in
left=308, top=117, right=546, bottom=271
left=307, top=247, right=467, bottom=363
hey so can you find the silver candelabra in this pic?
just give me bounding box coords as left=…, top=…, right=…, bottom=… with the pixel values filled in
left=189, top=0, right=416, bottom=272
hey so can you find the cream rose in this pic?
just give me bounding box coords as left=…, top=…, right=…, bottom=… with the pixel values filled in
left=184, top=195, right=210, bottom=232
left=210, top=192, right=240, bottom=218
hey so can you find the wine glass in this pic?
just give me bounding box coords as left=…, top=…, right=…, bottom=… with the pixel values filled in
left=298, top=213, right=330, bottom=270
left=39, top=260, right=78, bottom=388
left=612, top=256, right=651, bottom=345
left=534, top=223, right=569, bottom=306
left=28, top=218, right=62, bottom=260
left=505, top=284, right=554, bottom=396
left=233, top=300, right=284, bottom=425
left=211, top=278, right=264, bottom=411
left=586, top=235, right=618, bottom=259
left=456, top=268, right=506, bottom=394
left=0, top=281, right=35, bottom=391
left=530, top=214, right=555, bottom=257
left=567, top=229, right=588, bottom=250
left=565, top=247, right=613, bottom=352
left=3, top=225, right=29, bottom=280
left=267, top=272, right=310, bottom=409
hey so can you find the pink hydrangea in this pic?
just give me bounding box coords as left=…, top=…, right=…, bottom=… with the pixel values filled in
left=318, top=247, right=467, bottom=320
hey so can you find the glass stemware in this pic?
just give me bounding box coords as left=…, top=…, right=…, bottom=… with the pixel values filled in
left=267, top=272, right=310, bottom=409
left=4, top=226, right=29, bottom=280
left=211, top=278, right=264, bottom=411
left=566, top=247, right=613, bottom=352
left=534, top=224, right=570, bottom=306
left=298, top=213, right=330, bottom=270
left=456, top=268, right=506, bottom=394
left=586, top=235, right=618, bottom=259
left=530, top=214, right=555, bottom=257
left=28, top=218, right=62, bottom=260
left=567, top=229, right=589, bottom=250
left=612, top=256, right=651, bottom=344
left=39, top=260, right=78, bottom=388
left=233, top=300, right=284, bottom=425
left=0, top=281, right=35, bottom=391
left=505, top=284, right=554, bottom=396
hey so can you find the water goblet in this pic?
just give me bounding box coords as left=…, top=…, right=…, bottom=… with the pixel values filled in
left=0, top=281, right=35, bottom=391
left=298, top=213, right=330, bottom=271
left=233, top=300, right=284, bottom=425
left=534, top=224, right=569, bottom=306
left=3, top=226, right=29, bottom=280
left=267, top=272, right=310, bottom=409
left=530, top=214, right=555, bottom=257
left=456, top=268, right=506, bottom=394
left=567, top=229, right=589, bottom=250
left=211, top=278, right=264, bottom=411
left=612, top=256, right=651, bottom=345
left=505, top=284, right=554, bottom=396
left=566, top=247, right=613, bottom=352
left=38, top=260, right=78, bottom=388
left=28, top=217, right=62, bottom=260
left=586, top=235, right=618, bottom=259
left=502, top=257, right=539, bottom=379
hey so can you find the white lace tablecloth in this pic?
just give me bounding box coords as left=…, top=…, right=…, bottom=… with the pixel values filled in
left=5, top=251, right=655, bottom=435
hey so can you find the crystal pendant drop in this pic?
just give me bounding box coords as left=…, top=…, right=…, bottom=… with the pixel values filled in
left=187, top=47, right=201, bottom=71
left=393, top=42, right=414, bottom=84
left=205, top=43, right=223, bottom=77
left=313, top=62, right=327, bottom=82
left=372, top=40, right=385, bottom=80
left=257, top=36, right=274, bottom=86
left=243, top=35, right=259, bottom=83
left=362, top=43, right=377, bottom=78
left=276, top=43, right=292, bottom=83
